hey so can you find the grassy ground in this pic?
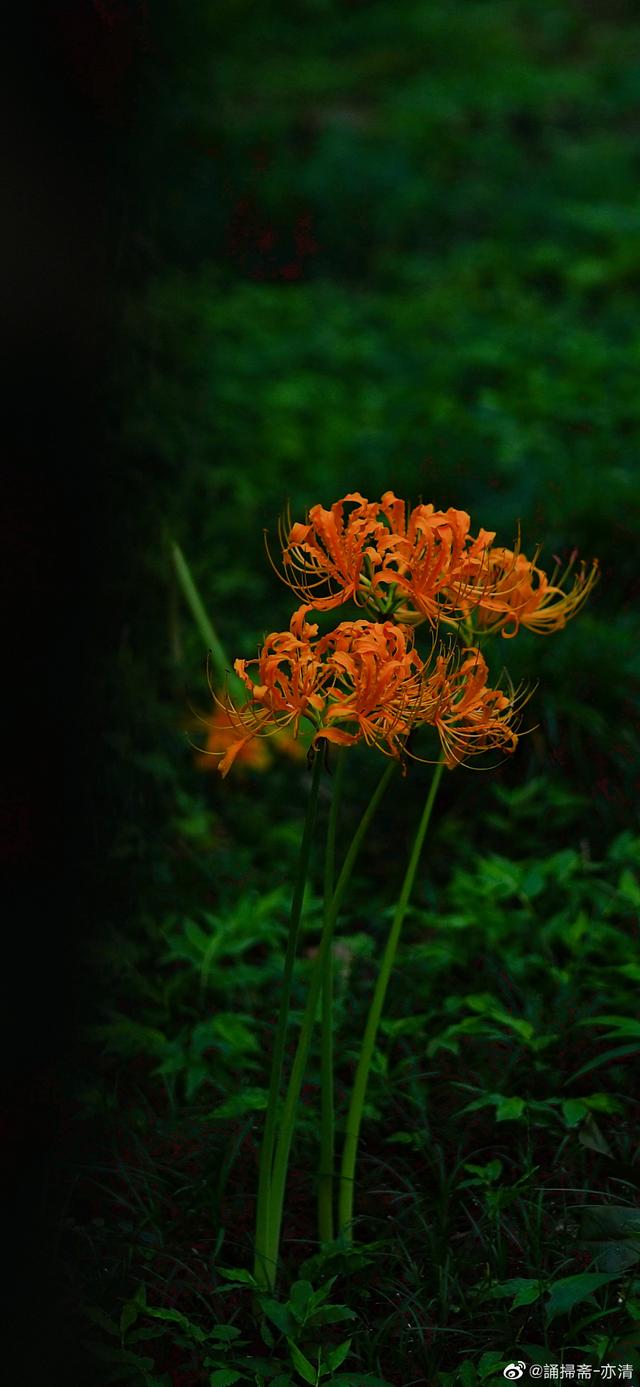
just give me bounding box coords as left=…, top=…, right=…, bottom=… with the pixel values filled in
left=52, top=2, right=639, bottom=1383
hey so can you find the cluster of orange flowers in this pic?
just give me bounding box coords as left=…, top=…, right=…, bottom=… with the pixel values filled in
left=208, top=492, right=597, bottom=776
left=280, top=492, right=597, bottom=637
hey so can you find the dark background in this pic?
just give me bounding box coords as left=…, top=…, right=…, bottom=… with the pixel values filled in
left=3, top=4, right=118, bottom=1372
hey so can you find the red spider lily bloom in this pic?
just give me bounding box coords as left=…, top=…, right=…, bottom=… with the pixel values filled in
left=216, top=607, right=326, bottom=775
left=278, top=491, right=496, bottom=626
left=369, top=492, right=496, bottom=626
left=315, top=619, right=447, bottom=758
left=279, top=492, right=387, bottom=611
left=214, top=610, right=455, bottom=775
left=473, top=547, right=599, bottom=638
left=432, top=647, right=526, bottom=768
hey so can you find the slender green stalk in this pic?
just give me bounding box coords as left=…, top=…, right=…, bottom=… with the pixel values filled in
left=338, top=758, right=445, bottom=1241
left=253, top=752, right=323, bottom=1288
left=171, top=539, right=245, bottom=699
left=263, top=758, right=397, bottom=1288
left=318, top=747, right=347, bottom=1244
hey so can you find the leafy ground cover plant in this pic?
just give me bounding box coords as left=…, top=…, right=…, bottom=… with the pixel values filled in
left=63, top=784, right=639, bottom=1383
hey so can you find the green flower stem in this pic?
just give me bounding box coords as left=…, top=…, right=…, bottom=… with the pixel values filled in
left=338, top=757, right=446, bottom=1241
left=263, top=757, right=397, bottom=1288
left=253, top=752, right=324, bottom=1289
left=170, top=539, right=245, bottom=700
left=318, top=747, right=347, bottom=1245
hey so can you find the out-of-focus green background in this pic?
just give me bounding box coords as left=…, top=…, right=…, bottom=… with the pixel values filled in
left=106, top=0, right=639, bottom=836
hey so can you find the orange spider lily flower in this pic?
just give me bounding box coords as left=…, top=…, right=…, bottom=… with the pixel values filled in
left=369, top=492, right=496, bottom=626
left=214, top=607, right=325, bottom=776
left=193, top=703, right=307, bottom=773
left=315, top=618, right=446, bottom=759
left=432, top=647, right=527, bottom=768
left=211, top=617, right=526, bottom=776
left=278, top=491, right=496, bottom=627
left=194, top=703, right=272, bottom=772
left=473, top=547, right=599, bottom=638
left=278, top=492, right=387, bottom=611
left=214, top=610, right=457, bottom=775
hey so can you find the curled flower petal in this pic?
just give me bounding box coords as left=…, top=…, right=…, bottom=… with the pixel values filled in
left=474, top=548, right=599, bottom=637
left=191, top=703, right=272, bottom=775
left=431, top=647, right=529, bottom=768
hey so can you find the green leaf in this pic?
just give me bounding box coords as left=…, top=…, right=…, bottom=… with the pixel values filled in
left=184, top=918, right=210, bottom=951
left=91, top=1019, right=169, bottom=1057
left=193, top=1015, right=258, bottom=1055
left=577, top=1204, right=640, bottom=1238
left=495, top=1096, right=525, bottom=1121
left=520, top=867, right=546, bottom=899
left=153, top=1047, right=187, bottom=1078
left=463, top=1160, right=503, bottom=1183
left=217, top=1267, right=258, bottom=1287
left=582, top=1091, right=623, bottom=1114
left=210, top=1372, right=246, bottom=1387
left=260, top=1319, right=275, bottom=1349
left=576, top=1204, right=640, bottom=1272
left=478, top=1352, right=505, bottom=1379
left=211, top=1089, right=268, bottom=1118
left=464, top=994, right=535, bottom=1043
left=127, top=1326, right=166, bottom=1345
left=144, top=1306, right=207, bottom=1343
left=617, top=868, right=640, bottom=905
left=564, top=1092, right=622, bottom=1126
left=427, top=1017, right=496, bottom=1057
left=513, top=1283, right=544, bottom=1308
left=307, top=1277, right=337, bottom=1310
left=577, top=1113, right=614, bottom=1156
left=459, top=1092, right=525, bottom=1122
left=210, top=1325, right=242, bottom=1343
left=288, top=1280, right=314, bottom=1322
left=616, top=962, right=640, bottom=983
left=306, top=1305, right=355, bottom=1328
left=287, top=1339, right=317, bottom=1385
left=567, top=1044, right=640, bottom=1083
left=380, top=1012, right=429, bottom=1037
left=459, top=1093, right=498, bottom=1113
left=458, top=1363, right=477, bottom=1387
left=579, top=1015, right=640, bottom=1040
left=120, top=1300, right=141, bottom=1336
left=325, top=1339, right=351, bottom=1371
left=545, top=1271, right=619, bottom=1323
left=562, top=1098, right=588, bottom=1127
left=261, top=1299, right=296, bottom=1336
left=486, top=1278, right=542, bottom=1309
left=185, top=1061, right=209, bottom=1099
